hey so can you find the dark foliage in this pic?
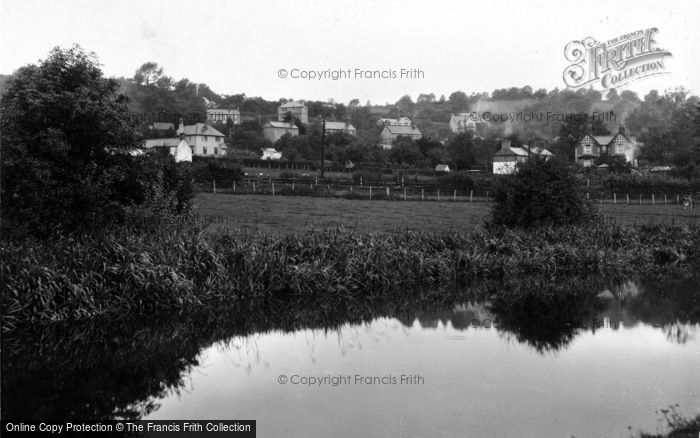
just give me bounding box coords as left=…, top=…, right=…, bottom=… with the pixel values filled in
left=491, top=157, right=596, bottom=227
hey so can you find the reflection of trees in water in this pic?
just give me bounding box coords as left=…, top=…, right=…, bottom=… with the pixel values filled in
left=636, top=404, right=700, bottom=438
left=3, top=271, right=698, bottom=421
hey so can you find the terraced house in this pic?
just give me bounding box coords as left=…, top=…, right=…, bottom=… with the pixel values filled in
left=574, top=127, right=639, bottom=167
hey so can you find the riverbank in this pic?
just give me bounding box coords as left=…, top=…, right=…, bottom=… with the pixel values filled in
left=2, top=223, right=699, bottom=333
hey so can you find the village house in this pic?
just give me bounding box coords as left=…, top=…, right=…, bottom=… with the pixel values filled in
left=574, top=127, right=639, bottom=167
left=149, top=122, right=175, bottom=131
left=324, top=121, right=357, bottom=136
left=260, top=148, right=282, bottom=160
left=492, top=139, right=554, bottom=174
left=180, top=123, right=227, bottom=156
left=277, top=101, right=308, bottom=124
left=380, top=124, right=422, bottom=148
left=263, top=121, right=299, bottom=142
left=206, top=108, right=241, bottom=125
left=434, top=164, right=451, bottom=173
left=142, top=136, right=193, bottom=162
left=376, top=116, right=413, bottom=127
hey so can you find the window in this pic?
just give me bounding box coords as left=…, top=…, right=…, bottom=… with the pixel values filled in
left=214, top=147, right=218, bottom=155
left=216, top=137, right=222, bottom=142
left=584, top=145, right=592, bottom=154
left=201, top=136, right=206, bottom=142
left=203, top=147, right=207, bottom=155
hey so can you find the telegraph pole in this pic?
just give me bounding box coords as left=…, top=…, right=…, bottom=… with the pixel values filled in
left=320, top=118, right=326, bottom=178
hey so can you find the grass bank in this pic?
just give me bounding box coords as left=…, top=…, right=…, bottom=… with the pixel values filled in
left=2, top=223, right=699, bottom=333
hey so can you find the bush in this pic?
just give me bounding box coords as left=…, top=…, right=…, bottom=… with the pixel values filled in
left=491, top=158, right=596, bottom=228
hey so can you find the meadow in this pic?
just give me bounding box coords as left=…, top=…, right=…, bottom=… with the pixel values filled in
left=196, top=193, right=700, bottom=235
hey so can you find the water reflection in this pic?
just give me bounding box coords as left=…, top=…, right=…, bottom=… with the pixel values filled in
left=3, top=273, right=699, bottom=434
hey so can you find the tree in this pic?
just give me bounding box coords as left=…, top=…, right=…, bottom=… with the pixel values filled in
left=0, top=46, right=190, bottom=235
left=491, top=157, right=596, bottom=228
left=134, top=62, right=164, bottom=86
left=448, top=91, right=469, bottom=112
left=446, top=133, right=477, bottom=170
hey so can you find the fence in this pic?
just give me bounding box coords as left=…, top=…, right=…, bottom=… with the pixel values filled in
left=199, top=176, right=697, bottom=208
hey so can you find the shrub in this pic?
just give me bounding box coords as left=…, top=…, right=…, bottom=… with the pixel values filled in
left=490, top=157, right=596, bottom=228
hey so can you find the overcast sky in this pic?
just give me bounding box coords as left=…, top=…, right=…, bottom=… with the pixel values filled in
left=1, top=0, right=698, bottom=104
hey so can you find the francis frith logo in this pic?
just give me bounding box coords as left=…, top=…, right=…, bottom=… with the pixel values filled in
left=563, top=28, right=672, bottom=90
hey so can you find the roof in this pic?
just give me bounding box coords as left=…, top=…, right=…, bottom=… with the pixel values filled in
left=325, top=121, right=356, bottom=131
left=383, top=125, right=422, bottom=136
left=493, top=146, right=529, bottom=157
left=143, top=138, right=181, bottom=148
left=434, top=164, right=450, bottom=171
left=182, top=123, right=225, bottom=136
left=261, top=148, right=279, bottom=153
left=264, top=121, right=298, bottom=129
left=279, top=101, right=306, bottom=108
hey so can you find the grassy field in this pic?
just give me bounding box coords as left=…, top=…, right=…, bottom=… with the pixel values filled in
left=196, top=193, right=700, bottom=235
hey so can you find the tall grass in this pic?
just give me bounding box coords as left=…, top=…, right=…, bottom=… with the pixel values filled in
left=2, top=223, right=699, bottom=332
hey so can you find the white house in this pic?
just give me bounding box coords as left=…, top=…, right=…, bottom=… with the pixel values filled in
left=260, top=148, right=282, bottom=160
left=492, top=139, right=554, bottom=174
left=179, top=123, right=227, bottom=157
left=143, top=137, right=193, bottom=162
left=434, top=164, right=451, bottom=173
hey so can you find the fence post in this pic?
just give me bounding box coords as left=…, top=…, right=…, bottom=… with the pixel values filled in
left=486, top=190, right=489, bottom=199
left=613, top=193, right=616, bottom=204
left=233, top=181, right=236, bottom=192
left=586, top=192, right=589, bottom=200
left=252, top=182, right=256, bottom=192
left=677, top=194, right=680, bottom=204
left=470, top=190, right=473, bottom=203
left=639, top=194, right=642, bottom=205
left=421, top=189, right=424, bottom=201
left=626, top=194, right=629, bottom=205
left=453, top=190, right=457, bottom=202
left=360, top=176, right=363, bottom=187
left=664, top=194, right=667, bottom=205
left=386, top=187, right=390, bottom=198
left=652, top=194, right=655, bottom=205
left=213, top=180, right=216, bottom=194
left=292, top=178, right=295, bottom=191
left=369, top=186, right=373, bottom=200
left=272, top=183, right=275, bottom=196
left=404, top=188, right=407, bottom=201
left=437, top=189, right=440, bottom=201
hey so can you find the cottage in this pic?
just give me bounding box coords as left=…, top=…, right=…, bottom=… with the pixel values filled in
left=180, top=123, right=227, bottom=157
left=277, top=101, right=308, bottom=124
left=434, top=164, right=451, bottom=173
left=260, top=148, right=282, bottom=160
left=380, top=125, right=422, bottom=148
left=263, top=121, right=299, bottom=142
left=142, top=137, right=192, bottom=162
left=574, top=127, right=639, bottom=167
left=492, top=139, right=554, bottom=174
left=324, top=121, right=357, bottom=136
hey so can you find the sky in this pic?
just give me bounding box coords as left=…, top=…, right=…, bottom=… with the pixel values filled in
left=1, top=0, right=699, bottom=105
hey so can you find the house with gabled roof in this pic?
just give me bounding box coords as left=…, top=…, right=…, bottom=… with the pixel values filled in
left=574, top=127, right=639, bottom=167
left=324, top=121, right=357, bottom=136
left=492, top=139, right=554, bottom=174
left=380, top=124, right=422, bottom=148
left=263, top=121, right=299, bottom=142
left=179, top=122, right=227, bottom=157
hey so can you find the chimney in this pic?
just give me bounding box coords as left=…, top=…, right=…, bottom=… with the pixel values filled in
left=177, top=117, right=185, bottom=140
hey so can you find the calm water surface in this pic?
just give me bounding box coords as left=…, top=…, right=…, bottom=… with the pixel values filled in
left=3, top=276, right=700, bottom=437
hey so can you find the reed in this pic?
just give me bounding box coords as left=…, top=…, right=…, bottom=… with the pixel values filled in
left=2, top=223, right=699, bottom=332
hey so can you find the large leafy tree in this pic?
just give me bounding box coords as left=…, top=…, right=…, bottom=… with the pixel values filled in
left=1, top=45, right=144, bottom=234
